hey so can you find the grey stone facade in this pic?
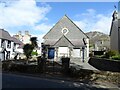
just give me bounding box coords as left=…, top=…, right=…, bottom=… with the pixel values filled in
left=43, top=15, right=89, bottom=62
left=110, top=10, right=120, bottom=53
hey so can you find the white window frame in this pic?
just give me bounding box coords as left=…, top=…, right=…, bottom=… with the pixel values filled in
left=61, top=28, right=69, bottom=35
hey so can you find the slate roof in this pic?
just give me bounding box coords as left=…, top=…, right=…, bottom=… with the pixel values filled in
left=44, top=36, right=85, bottom=47
left=110, top=18, right=120, bottom=36
left=70, top=39, right=85, bottom=47
left=43, top=15, right=89, bottom=40
left=44, top=39, right=58, bottom=46
left=54, top=35, right=74, bottom=47
left=12, top=37, right=24, bottom=48
left=11, top=37, right=23, bottom=45
left=43, top=15, right=89, bottom=47
left=0, top=29, right=12, bottom=41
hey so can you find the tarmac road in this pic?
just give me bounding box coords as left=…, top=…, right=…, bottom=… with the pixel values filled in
left=1, top=72, right=120, bottom=90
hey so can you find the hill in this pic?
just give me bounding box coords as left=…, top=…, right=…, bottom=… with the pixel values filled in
left=86, top=31, right=110, bottom=45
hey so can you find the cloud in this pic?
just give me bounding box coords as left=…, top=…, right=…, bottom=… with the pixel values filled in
left=0, top=0, right=51, bottom=28
left=81, top=9, right=96, bottom=16
left=74, top=21, right=87, bottom=31
left=92, top=14, right=112, bottom=34
left=33, top=23, right=54, bottom=44
left=74, top=9, right=112, bottom=34
left=34, top=23, right=53, bottom=34
left=0, top=0, right=53, bottom=44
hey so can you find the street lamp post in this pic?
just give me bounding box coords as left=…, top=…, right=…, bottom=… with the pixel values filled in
left=82, top=38, right=88, bottom=62
left=82, top=46, right=85, bottom=62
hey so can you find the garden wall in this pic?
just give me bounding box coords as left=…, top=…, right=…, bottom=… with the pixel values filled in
left=88, top=57, right=120, bottom=72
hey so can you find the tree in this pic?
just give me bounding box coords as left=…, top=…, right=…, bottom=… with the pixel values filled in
left=23, top=44, right=33, bottom=60
left=105, top=50, right=118, bottom=59
left=30, top=37, right=38, bottom=49
left=23, top=37, right=38, bottom=61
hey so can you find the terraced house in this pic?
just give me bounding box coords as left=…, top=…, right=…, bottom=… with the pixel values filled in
left=0, top=29, right=23, bottom=61
left=43, top=15, right=89, bottom=63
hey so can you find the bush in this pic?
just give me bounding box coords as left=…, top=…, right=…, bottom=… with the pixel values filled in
left=31, top=51, right=38, bottom=56
left=89, top=52, right=93, bottom=57
left=112, top=55, right=120, bottom=60
left=105, top=50, right=118, bottom=59
left=23, top=44, right=33, bottom=59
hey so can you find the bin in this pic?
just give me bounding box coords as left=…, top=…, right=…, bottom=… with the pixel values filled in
left=61, top=57, right=70, bottom=73
left=37, top=56, right=46, bottom=72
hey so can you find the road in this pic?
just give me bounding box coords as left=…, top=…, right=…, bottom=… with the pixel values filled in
left=1, top=72, right=119, bottom=89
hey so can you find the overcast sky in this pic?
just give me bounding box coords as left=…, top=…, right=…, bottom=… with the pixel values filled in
left=0, top=0, right=118, bottom=44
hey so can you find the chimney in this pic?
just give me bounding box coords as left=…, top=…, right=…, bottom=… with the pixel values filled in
left=25, top=31, right=29, bottom=35
left=18, top=31, right=22, bottom=35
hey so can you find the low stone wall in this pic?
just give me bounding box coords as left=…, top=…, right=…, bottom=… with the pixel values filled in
left=88, top=57, right=120, bottom=72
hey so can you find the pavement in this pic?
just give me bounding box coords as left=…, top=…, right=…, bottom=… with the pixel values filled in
left=70, top=62, right=98, bottom=71
left=56, top=58, right=98, bottom=71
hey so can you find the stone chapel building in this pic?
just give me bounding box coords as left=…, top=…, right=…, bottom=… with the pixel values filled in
left=43, top=15, right=89, bottom=62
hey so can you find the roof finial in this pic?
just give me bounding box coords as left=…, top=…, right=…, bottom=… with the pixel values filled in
left=114, top=5, right=117, bottom=9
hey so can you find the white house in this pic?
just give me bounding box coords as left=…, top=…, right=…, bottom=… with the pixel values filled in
left=13, top=31, right=31, bottom=44
left=0, top=29, right=13, bottom=61
left=42, top=15, right=89, bottom=63
left=94, top=39, right=110, bottom=51
left=11, top=37, right=24, bottom=59
left=110, top=10, right=120, bottom=53
left=0, top=29, right=23, bottom=61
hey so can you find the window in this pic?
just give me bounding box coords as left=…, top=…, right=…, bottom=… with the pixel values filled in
left=13, top=43, right=16, bottom=52
left=63, top=29, right=67, bottom=34
left=61, top=28, right=69, bottom=35
left=101, top=41, right=103, bottom=44
left=1, top=40, right=5, bottom=48
left=7, top=40, right=11, bottom=48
